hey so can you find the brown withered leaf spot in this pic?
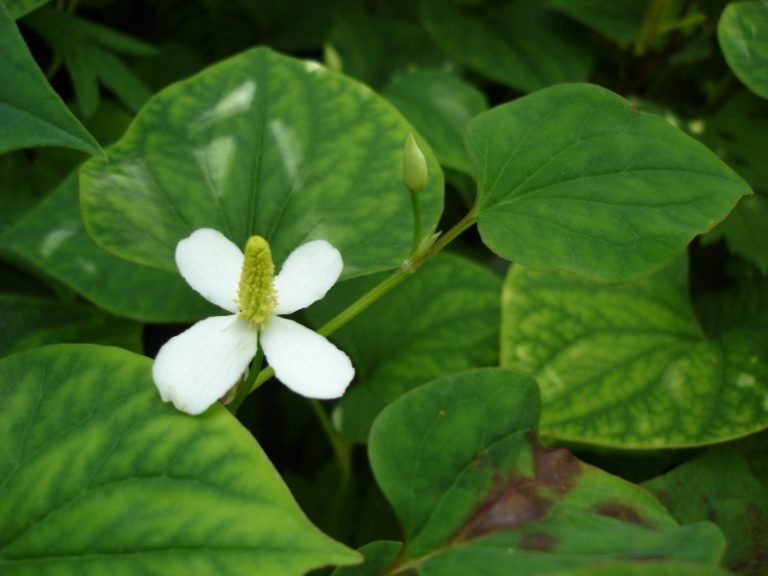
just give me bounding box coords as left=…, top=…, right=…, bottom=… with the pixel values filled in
left=594, top=501, right=652, bottom=529
left=520, top=532, right=557, bottom=552
left=453, top=436, right=581, bottom=543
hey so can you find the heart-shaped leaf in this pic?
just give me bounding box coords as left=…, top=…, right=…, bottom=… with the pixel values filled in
left=0, top=344, right=359, bottom=575
left=467, top=83, right=751, bottom=282
left=306, top=252, right=501, bottom=442
left=1, top=173, right=214, bottom=322
left=500, top=259, right=768, bottom=448
left=366, top=368, right=726, bottom=575
left=80, top=47, right=444, bottom=277
left=718, top=1, right=768, bottom=100
left=0, top=2, right=101, bottom=156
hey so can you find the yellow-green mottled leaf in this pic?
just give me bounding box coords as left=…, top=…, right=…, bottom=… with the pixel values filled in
left=0, top=345, right=359, bottom=575
left=80, top=47, right=444, bottom=279
left=500, top=259, right=768, bottom=448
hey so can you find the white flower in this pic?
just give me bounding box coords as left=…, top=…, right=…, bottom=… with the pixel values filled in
left=152, top=228, right=354, bottom=415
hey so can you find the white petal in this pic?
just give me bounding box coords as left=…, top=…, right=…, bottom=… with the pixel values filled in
left=152, top=315, right=258, bottom=415
left=175, top=228, right=243, bottom=313
left=273, top=240, right=343, bottom=315
left=261, top=316, right=354, bottom=399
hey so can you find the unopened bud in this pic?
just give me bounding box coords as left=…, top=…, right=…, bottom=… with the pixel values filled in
left=323, top=43, right=343, bottom=73
left=403, top=133, right=428, bottom=193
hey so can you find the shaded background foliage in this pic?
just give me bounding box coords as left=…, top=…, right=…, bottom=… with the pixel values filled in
left=1, top=0, right=767, bottom=575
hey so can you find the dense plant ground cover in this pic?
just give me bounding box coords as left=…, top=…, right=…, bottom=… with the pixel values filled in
left=1, top=0, right=767, bottom=575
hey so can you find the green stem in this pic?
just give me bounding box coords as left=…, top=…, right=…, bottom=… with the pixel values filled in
left=248, top=365, right=274, bottom=394
left=409, top=189, right=422, bottom=258
left=320, top=209, right=477, bottom=337
left=228, top=349, right=263, bottom=413
left=634, top=0, right=671, bottom=56
left=245, top=209, right=477, bottom=397
left=241, top=209, right=477, bottom=480
left=309, top=399, right=351, bottom=487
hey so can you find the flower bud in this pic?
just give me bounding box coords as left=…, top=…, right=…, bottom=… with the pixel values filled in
left=403, top=132, right=428, bottom=193
left=323, top=42, right=343, bottom=73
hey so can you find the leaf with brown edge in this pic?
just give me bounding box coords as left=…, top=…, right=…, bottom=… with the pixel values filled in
left=367, top=368, right=727, bottom=575
left=452, top=442, right=580, bottom=543
left=644, top=442, right=768, bottom=576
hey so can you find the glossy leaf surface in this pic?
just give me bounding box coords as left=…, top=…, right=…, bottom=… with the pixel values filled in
left=80, top=47, right=444, bottom=277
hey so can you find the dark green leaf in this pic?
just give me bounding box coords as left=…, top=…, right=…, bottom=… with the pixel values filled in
left=544, top=0, right=647, bottom=45
left=4, top=0, right=48, bottom=19
left=695, top=275, right=768, bottom=336
left=384, top=69, right=487, bottom=174
left=467, top=83, right=751, bottom=282
left=368, top=368, right=726, bottom=574
left=25, top=9, right=155, bottom=116
left=238, top=0, right=336, bottom=53
left=330, top=5, right=446, bottom=88
left=644, top=446, right=768, bottom=576
left=80, top=47, right=444, bottom=278
left=420, top=0, right=593, bottom=93
left=0, top=154, right=53, bottom=235
left=1, top=173, right=214, bottom=323
left=700, top=91, right=768, bottom=195
left=333, top=541, right=401, bottom=576
left=718, top=1, right=768, bottom=100
left=0, top=295, right=141, bottom=357
left=500, top=259, right=768, bottom=448
left=0, top=2, right=101, bottom=155
left=307, top=253, right=501, bottom=442
left=703, top=194, right=768, bottom=274
left=0, top=344, right=359, bottom=575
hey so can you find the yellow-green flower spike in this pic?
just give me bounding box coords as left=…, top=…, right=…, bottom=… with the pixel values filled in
left=238, top=235, right=277, bottom=325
